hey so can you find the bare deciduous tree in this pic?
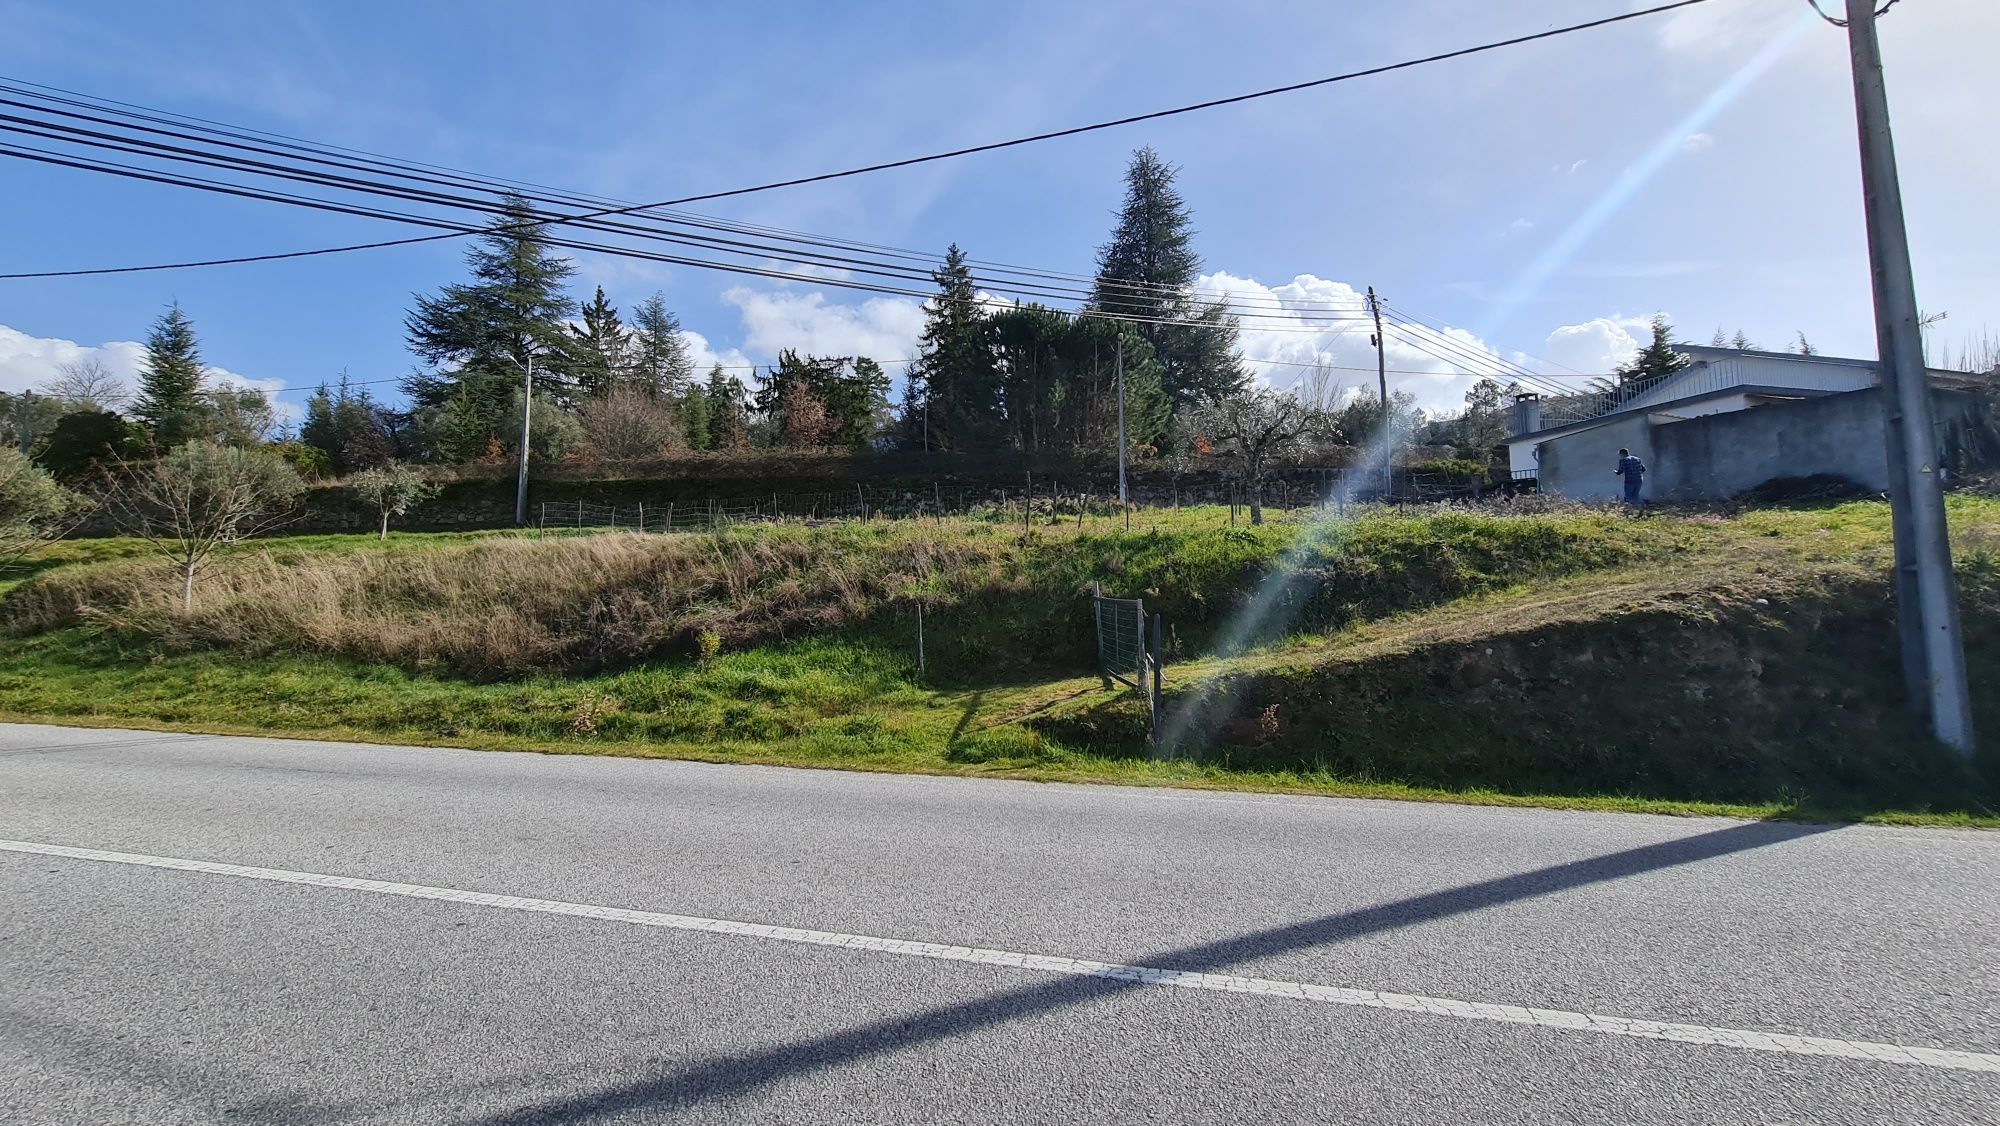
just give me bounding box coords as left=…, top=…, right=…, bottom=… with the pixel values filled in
left=42, top=357, right=128, bottom=410
left=104, top=442, right=305, bottom=612
left=577, top=385, right=681, bottom=461
left=1195, top=389, right=1323, bottom=524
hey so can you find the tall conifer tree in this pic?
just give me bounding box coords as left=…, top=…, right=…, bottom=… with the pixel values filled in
left=909, top=244, right=1000, bottom=449
left=403, top=194, right=577, bottom=458
left=629, top=293, right=694, bottom=398
left=133, top=303, right=206, bottom=447
left=1090, top=148, right=1246, bottom=406
left=568, top=286, right=628, bottom=399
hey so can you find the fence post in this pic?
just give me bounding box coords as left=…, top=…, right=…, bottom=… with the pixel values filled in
left=665, top=501, right=674, bottom=534
left=857, top=483, right=866, bottom=521
left=576, top=502, right=583, bottom=530
left=538, top=502, right=546, bottom=537
left=1077, top=494, right=1085, bottom=531
left=637, top=502, right=644, bottom=533
left=916, top=603, right=925, bottom=676
left=1148, top=611, right=1164, bottom=752
left=1091, top=582, right=1106, bottom=687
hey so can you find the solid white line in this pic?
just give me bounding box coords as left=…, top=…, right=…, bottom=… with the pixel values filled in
left=4, top=837, right=1995, bottom=1075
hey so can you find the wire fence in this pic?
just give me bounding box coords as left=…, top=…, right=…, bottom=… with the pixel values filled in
left=1092, top=582, right=1164, bottom=748
left=532, top=468, right=1512, bottom=536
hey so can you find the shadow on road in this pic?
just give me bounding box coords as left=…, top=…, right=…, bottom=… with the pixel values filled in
left=470, top=818, right=1842, bottom=1123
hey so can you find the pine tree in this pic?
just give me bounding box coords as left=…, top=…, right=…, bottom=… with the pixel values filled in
left=1617, top=315, right=1691, bottom=390
left=403, top=194, right=578, bottom=459
left=629, top=293, right=694, bottom=398
left=1090, top=148, right=1246, bottom=406
left=1731, top=329, right=1753, bottom=351
left=680, top=382, right=713, bottom=450
left=132, top=303, right=206, bottom=447
left=704, top=365, right=748, bottom=451
left=568, top=286, right=628, bottom=400
left=909, top=245, right=1000, bottom=449
left=301, top=372, right=396, bottom=474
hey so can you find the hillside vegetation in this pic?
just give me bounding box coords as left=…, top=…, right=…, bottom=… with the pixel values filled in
left=2, top=498, right=1996, bottom=824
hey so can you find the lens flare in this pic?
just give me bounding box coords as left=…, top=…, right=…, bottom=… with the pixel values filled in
left=1482, top=13, right=1813, bottom=338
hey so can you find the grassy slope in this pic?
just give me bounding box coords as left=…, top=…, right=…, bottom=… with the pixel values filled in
left=3, top=500, right=1996, bottom=825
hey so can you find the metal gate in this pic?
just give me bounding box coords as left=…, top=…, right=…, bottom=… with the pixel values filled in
left=1091, top=583, right=1164, bottom=747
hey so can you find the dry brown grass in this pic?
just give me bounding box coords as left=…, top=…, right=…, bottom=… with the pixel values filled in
left=4, top=526, right=1013, bottom=678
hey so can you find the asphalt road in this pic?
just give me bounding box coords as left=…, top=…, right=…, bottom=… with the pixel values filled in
left=1, top=722, right=1995, bottom=1124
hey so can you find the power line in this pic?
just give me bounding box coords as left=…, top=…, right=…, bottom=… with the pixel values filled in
left=0, top=77, right=1378, bottom=314
left=0, top=0, right=1717, bottom=280
left=0, top=109, right=1384, bottom=326
left=1376, top=319, right=1578, bottom=398
left=0, top=142, right=1380, bottom=337
left=1375, top=299, right=1596, bottom=379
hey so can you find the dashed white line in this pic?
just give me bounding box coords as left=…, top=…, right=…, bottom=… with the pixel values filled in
left=5, top=837, right=1995, bottom=1076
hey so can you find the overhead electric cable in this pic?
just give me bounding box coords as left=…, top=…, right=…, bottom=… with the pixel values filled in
left=0, top=107, right=1384, bottom=322
left=0, top=0, right=1717, bottom=280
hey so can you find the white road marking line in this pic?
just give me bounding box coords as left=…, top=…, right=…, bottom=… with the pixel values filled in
left=4, top=838, right=1995, bottom=1076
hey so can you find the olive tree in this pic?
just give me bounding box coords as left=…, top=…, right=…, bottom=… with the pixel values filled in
left=346, top=462, right=439, bottom=539
left=1, top=447, right=83, bottom=561
left=106, top=442, right=305, bottom=612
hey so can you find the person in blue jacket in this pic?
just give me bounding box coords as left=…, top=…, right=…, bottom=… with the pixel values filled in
left=1614, top=448, right=1646, bottom=504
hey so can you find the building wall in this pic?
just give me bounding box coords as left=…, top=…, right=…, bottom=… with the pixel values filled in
left=1537, top=387, right=1992, bottom=501
left=1537, top=414, right=1655, bottom=501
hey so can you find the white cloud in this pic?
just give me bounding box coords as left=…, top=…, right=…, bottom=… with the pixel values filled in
left=678, top=328, right=754, bottom=383
left=1505, top=218, right=1536, bottom=236
left=1542, top=318, right=1642, bottom=375
left=1681, top=132, right=1715, bottom=154
left=0, top=323, right=294, bottom=424
left=0, top=325, right=145, bottom=396
left=1199, top=272, right=1509, bottom=413
left=721, top=287, right=926, bottom=369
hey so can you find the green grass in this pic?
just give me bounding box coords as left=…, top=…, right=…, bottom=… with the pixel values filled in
left=3, top=498, right=1997, bottom=827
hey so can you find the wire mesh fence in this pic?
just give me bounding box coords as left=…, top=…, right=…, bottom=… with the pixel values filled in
left=532, top=467, right=1511, bottom=537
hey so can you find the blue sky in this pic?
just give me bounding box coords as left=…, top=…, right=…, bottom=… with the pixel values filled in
left=2, top=0, right=1995, bottom=420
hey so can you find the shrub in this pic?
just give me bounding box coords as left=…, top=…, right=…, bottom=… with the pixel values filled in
left=1, top=447, right=84, bottom=561
left=578, top=387, right=681, bottom=461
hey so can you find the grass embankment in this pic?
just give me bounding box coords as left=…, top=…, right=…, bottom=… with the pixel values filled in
left=2, top=500, right=1996, bottom=824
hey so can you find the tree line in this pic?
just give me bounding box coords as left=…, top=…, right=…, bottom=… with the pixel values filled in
left=3, top=146, right=1547, bottom=535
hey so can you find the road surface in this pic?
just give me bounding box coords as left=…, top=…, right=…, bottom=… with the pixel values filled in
left=1, top=722, right=1995, bottom=1123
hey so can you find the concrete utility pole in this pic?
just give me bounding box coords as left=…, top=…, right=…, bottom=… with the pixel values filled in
left=514, top=353, right=534, bottom=526
left=1844, top=0, right=1974, bottom=752
left=1116, top=337, right=1128, bottom=505
left=1366, top=287, right=1391, bottom=499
